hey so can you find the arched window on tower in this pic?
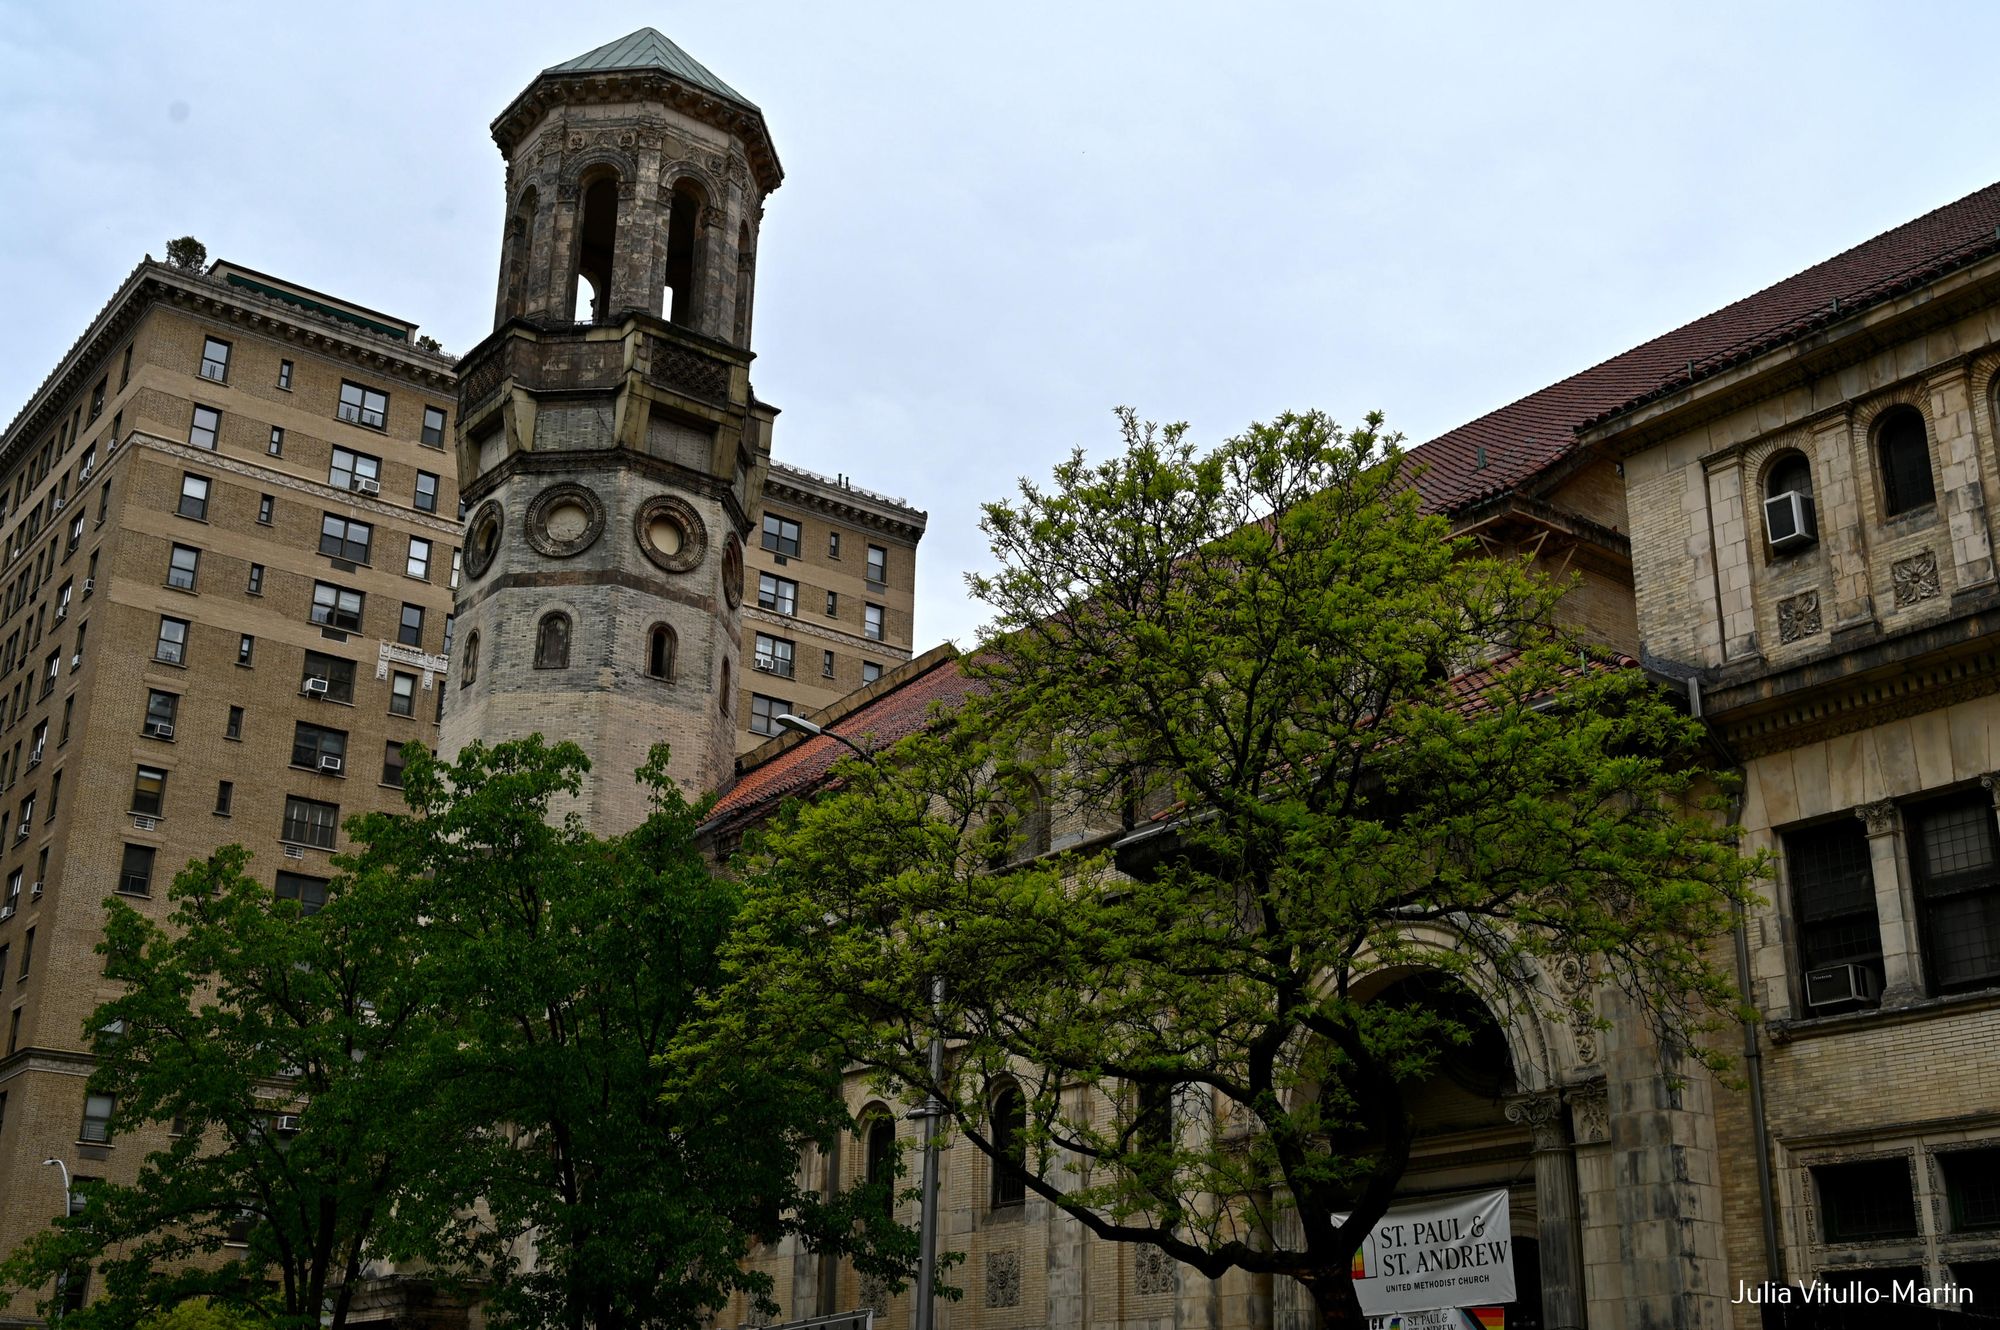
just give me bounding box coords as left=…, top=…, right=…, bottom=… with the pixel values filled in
left=535, top=612, right=571, bottom=670
left=573, top=173, right=619, bottom=323
left=864, top=1111, right=896, bottom=1217
left=505, top=187, right=538, bottom=317
left=663, top=178, right=707, bottom=328
left=647, top=623, right=676, bottom=680
left=1762, top=450, right=1817, bottom=554
left=990, top=1081, right=1027, bottom=1210
left=1876, top=405, right=1936, bottom=517
left=460, top=632, right=479, bottom=688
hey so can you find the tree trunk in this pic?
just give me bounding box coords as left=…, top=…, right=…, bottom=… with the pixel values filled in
left=1309, top=1274, right=1368, bottom=1330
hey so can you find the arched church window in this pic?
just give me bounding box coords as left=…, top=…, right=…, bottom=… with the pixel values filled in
left=535, top=612, right=571, bottom=670
left=574, top=173, right=619, bottom=323
left=863, top=1111, right=896, bottom=1217
left=1876, top=405, right=1935, bottom=516
left=648, top=624, right=676, bottom=680
left=1762, top=450, right=1817, bottom=554
left=663, top=178, right=706, bottom=327
left=505, top=187, right=538, bottom=316
left=990, top=1082, right=1027, bottom=1209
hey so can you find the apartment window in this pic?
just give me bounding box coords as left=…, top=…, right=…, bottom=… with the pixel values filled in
left=275, top=871, right=329, bottom=916
left=3, top=872, right=18, bottom=915
left=119, top=844, right=155, bottom=897
left=826, top=590, right=838, bottom=616
left=865, top=603, right=885, bottom=641
left=449, top=548, right=462, bottom=590
left=748, top=693, right=790, bottom=737
left=80, top=1092, right=115, bottom=1144
left=131, top=766, right=166, bottom=816
left=1785, top=819, right=1880, bottom=993
left=534, top=611, right=568, bottom=668
left=199, top=337, right=231, bottom=382
left=441, top=614, right=455, bottom=658
left=59, top=697, right=72, bottom=746
left=226, top=705, right=243, bottom=740
left=757, top=573, right=797, bottom=615
left=267, top=426, right=284, bottom=457
left=214, top=780, right=233, bottom=817
left=277, top=359, right=293, bottom=391
left=382, top=741, right=407, bottom=788
left=38, top=653, right=56, bottom=698
left=1942, top=1148, right=2000, bottom=1232
left=281, top=796, right=339, bottom=850
left=189, top=405, right=220, bottom=450
left=421, top=406, right=447, bottom=447
left=761, top=513, right=801, bottom=557
left=1814, top=1158, right=1917, bottom=1242
left=648, top=625, right=675, bottom=679
left=290, top=722, right=348, bottom=772
left=867, top=544, right=888, bottom=584
left=5, top=1007, right=15, bottom=1056
left=166, top=544, right=200, bottom=591
left=399, top=603, right=425, bottom=648
left=301, top=651, right=359, bottom=705
left=337, top=382, right=389, bottom=430
left=178, top=473, right=210, bottom=520
left=406, top=537, right=432, bottom=580
left=389, top=671, right=416, bottom=717
left=1876, top=406, right=1936, bottom=517
left=154, top=616, right=189, bottom=665
left=66, top=512, right=82, bottom=554
left=328, top=447, right=382, bottom=491
left=829, top=531, right=842, bottom=559
left=320, top=514, right=373, bottom=563
left=29, top=720, right=46, bottom=763
left=247, top=563, right=264, bottom=595
left=822, top=649, right=835, bottom=678
left=144, top=689, right=179, bottom=738
left=414, top=471, right=439, bottom=513
left=863, top=661, right=883, bottom=684
left=310, top=581, right=365, bottom=632
left=1907, top=792, right=2000, bottom=993
left=257, top=494, right=274, bottom=525
left=78, top=444, right=95, bottom=480
left=237, top=634, right=254, bottom=667
left=990, top=1084, right=1028, bottom=1209
left=55, top=579, right=71, bottom=619
left=754, top=633, right=795, bottom=678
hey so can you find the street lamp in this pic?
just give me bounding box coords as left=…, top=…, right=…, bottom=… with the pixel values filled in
left=775, top=712, right=945, bottom=1330
left=43, top=1158, right=71, bottom=1322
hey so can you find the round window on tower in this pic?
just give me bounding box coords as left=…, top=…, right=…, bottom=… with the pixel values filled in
left=464, top=500, right=505, bottom=580
left=633, top=494, right=708, bottom=574
left=525, top=483, right=606, bottom=558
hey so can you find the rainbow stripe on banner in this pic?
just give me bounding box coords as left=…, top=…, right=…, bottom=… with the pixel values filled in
left=1367, top=1308, right=1504, bottom=1330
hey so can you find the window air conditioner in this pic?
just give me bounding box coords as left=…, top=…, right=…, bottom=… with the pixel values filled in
left=302, top=677, right=330, bottom=696
left=283, top=844, right=305, bottom=860
left=1764, top=491, right=1818, bottom=552
left=0, top=904, right=12, bottom=921
left=69, top=654, right=80, bottom=669
left=82, top=578, right=94, bottom=594
left=353, top=477, right=381, bottom=496
left=79, top=465, right=92, bottom=481
left=275, top=1114, right=304, bottom=1133
left=15, top=821, right=28, bottom=840
left=29, top=880, right=41, bottom=898
left=1805, top=962, right=1880, bottom=1010
left=319, top=755, right=343, bottom=773
left=132, top=814, right=158, bottom=831
left=52, top=497, right=63, bottom=513
left=754, top=658, right=776, bottom=672
left=145, top=720, right=175, bottom=739
left=28, top=746, right=42, bottom=767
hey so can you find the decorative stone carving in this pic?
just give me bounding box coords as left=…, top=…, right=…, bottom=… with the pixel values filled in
left=1891, top=550, right=1941, bottom=607
left=633, top=494, right=709, bottom=574
left=1550, top=955, right=1598, bottom=1067
left=859, top=1275, right=889, bottom=1317
left=985, top=1249, right=1021, bottom=1308
left=1981, top=772, right=2000, bottom=808
left=1135, top=1245, right=1176, bottom=1296
left=1565, top=1080, right=1610, bottom=1146
left=525, top=482, right=606, bottom=558
left=1504, top=1091, right=1568, bottom=1152
left=463, top=500, right=505, bottom=580
left=1854, top=799, right=1899, bottom=837
left=1777, top=590, right=1822, bottom=643
left=722, top=533, right=744, bottom=608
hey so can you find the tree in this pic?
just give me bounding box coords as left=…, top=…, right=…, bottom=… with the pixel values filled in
left=2, top=739, right=913, bottom=1330
left=720, top=410, right=1761, bottom=1328
left=344, top=738, right=916, bottom=1330
left=164, top=237, right=206, bottom=271
left=0, top=842, right=462, bottom=1330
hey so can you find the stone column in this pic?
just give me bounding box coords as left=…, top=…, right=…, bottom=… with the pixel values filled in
left=1703, top=456, right=1761, bottom=663
left=1855, top=799, right=1923, bottom=1002
left=1929, top=365, right=1996, bottom=593
left=1505, top=1090, right=1587, bottom=1330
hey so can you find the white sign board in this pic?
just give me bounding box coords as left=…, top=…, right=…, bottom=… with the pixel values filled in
left=1366, top=1307, right=1503, bottom=1330
left=1338, top=1188, right=1514, bottom=1318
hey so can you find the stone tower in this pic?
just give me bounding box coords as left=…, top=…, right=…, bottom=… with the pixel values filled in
left=445, top=29, right=781, bottom=828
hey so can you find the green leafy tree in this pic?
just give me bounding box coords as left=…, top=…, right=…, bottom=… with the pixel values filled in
left=721, top=410, right=1760, bottom=1328
left=164, top=237, right=206, bottom=271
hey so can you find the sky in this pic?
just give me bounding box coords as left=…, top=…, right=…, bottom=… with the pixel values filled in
left=5, top=2, right=2000, bottom=649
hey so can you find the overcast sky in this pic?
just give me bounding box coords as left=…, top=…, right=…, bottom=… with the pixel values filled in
left=5, top=2, right=1999, bottom=648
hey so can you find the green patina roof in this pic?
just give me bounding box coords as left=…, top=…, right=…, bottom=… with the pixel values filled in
left=544, top=28, right=755, bottom=111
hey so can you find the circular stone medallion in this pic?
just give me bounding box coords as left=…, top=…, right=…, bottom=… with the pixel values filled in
left=463, top=500, right=505, bottom=579
left=525, top=482, right=607, bottom=558
left=633, top=494, right=708, bottom=574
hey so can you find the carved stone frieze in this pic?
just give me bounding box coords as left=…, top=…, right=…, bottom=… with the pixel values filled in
left=1565, top=1080, right=1610, bottom=1146
left=1854, top=799, right=1899, bottom=837
left=1504, top=1091, right=1568, bottom=1152
left=1135, top=1244, right=1176, bottom=1296
left=1892, top=549, right=1941, bottom=607
left=1777, top=590, right=1822, bottom=643
left=985, top=1249, right=1021, bottom=1308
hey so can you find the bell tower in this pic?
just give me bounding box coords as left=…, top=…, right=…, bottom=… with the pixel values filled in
left=445, top=29, right=781, bottom=828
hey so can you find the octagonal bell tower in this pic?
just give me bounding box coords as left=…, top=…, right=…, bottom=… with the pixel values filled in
left=445, top=29, right=781, bottom=828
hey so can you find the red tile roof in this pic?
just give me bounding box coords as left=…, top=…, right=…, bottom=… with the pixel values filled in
left=705, top=652, right=982, bottom=834
left=1407, top=180, right=2000, bottom=515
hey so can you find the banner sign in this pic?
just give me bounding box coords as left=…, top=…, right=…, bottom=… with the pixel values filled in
left=1339, top=1188, right=1514, bottom=1318
left=1368, top=1308, right=1504, bottom=1330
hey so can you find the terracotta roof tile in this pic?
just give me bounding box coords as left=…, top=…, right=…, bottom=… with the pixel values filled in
left=1406, top=180, right=2000, bottom=514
